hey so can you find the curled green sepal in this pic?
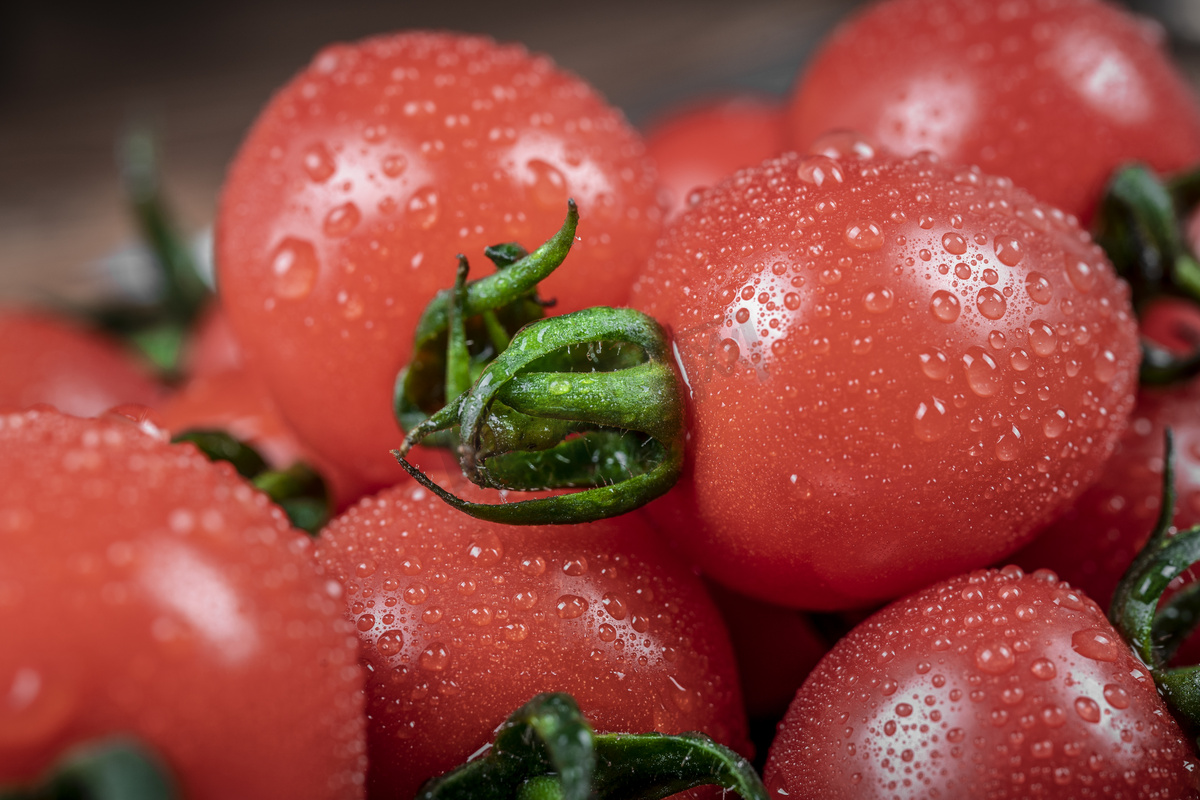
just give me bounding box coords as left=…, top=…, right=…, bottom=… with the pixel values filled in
left=0, top=737, right=176, bottom=800
left=1109, top=430, right=1200, bottom=726
left=394, top=200, right=578, bottom=445
left=173, top=428, right=331, bottom=535
left=393, top=307, right=684, bottom=525
left=417, top=692, right=767, bottom=800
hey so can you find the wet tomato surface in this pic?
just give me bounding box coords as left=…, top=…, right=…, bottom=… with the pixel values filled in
left=631, top=141, right=1139, bottom=609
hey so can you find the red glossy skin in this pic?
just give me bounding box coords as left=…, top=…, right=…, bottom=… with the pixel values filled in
left=182, top=304, right=244, bottom=378
left=631, top=141, right=1139, bottom=609
left=314, top=470, right=748, bottom=799
left=0, top=310, right=163, bottom=416
left=764, top=566, right=1200, bottom=799
left=1015, top=298, right=1200, bottom=608
left=217, top=32, right=663, bottom=491
left=643, top=94, right=786, bottom=219
left=0, top=408, right=366, bottom=797
left=786, top=0, right=1200, bottom=221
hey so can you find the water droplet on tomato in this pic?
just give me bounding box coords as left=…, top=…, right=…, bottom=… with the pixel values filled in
left=942, top=232, right=968, bottom=255
left=844, top=220, right=883, bottom=251
left=1071, top=628, right=1119, bottom=661
left=930, top=290, right=961, bottom=322
left=919, top=349, right=950, bottom=379
left=403, top=583, right=429, bottom=605
left=1094, top=350, right=1119, bottom=383
left=270, top=238, right=319, bottom=299
left=323, top=202, right=362, bottom=238
left=418, top=642, right=451, bottom=671
left=955, top=262, right=972, bottom=280
left=975, top=640, right=1015, bottom=674
left=519, top=556, right=546, bottom=576
left=1075, top=697, right=1101, bottom=723
left=513, top=590, right=538, bottom=610
left=302, top=143, right=336, bottom=182
left=602, top=592, right=627, bottom=620
left=598, top=623, right=617, bottom=642
left=1066, top=259, right=1097, bottom=293
left=525, top=159, right=567, bottom=209
left=994, top=235, right=1024, bottom=266
left=556, top=595, right=588, bottom=619
left=561, top=557, right=588, bottom=576
left=963, top=347, right=1001, bottom=397
left=1043, top=408, right=1068, bottom=438
left=1029, top=320, right=1058, bottom=356
left=381, top=153, right=408, bottom=177
left=976, top=287, right=1007, bottom=320
left=376, top=630, right=404, bottom=656
left=784, top=292, right=802, bottom=311
left=996, top=426, right=1022, bottom=461
left=1025, top=272, right=1053, bottom=304
left=1103, top=684, right=1130, bottom=709
left=718, top=339, right=740, bottom=366
left=914, top=397, right=951, bottom=442
left=407, top=187, right=440, bottom=229
left=796, top=156, right=844, bottom=186
left=863, top=287, right=895, bottom=313
left=466, top=532, right=504, bottom=567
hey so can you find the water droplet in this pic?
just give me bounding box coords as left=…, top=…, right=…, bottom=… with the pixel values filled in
left=466, top=532, right=504, bottom=567
left=520, top=556, right=546, bottom=576
left=376, top=629, right=404, bottom=657
left=382, top=153, right=408, bottom=177
left=955, top=262, right=972, bottom=280
left=355, top=559, right=377, bottom=578
left=270, top=238, right=319, bottom=299
left=783, top=292, right=802, bottom=311
left=718, top=339, right=740, bottom=366
left=323, top=202, right=362, bottom=238
left=844, top=220, right=884, bottom=251
left=513, top=590, right=538, bottom=610
left=930, top=290, right=961, bottom=322
left=863, top=287, right=895, bottom=313
left=996, top=425, right=1022, bottom=461
left=1066, top=259, right=1097, bottom=293
left=1030, top=658, right=1057, bottom=680
left=1010, top=349, right=1031, bottom=371
left=1075, top=697, right=1101, bottom=723
left=525, top=159, right=567, bottom=208
left=1103, top=684, right=1130, bottom=709
left=1095, top=350, right=1119, bottom=383
left=404, top=583, right=429, bottom=605
left=407, top=187, right=441, bottom=229
left=942, top=232, right=968, bottom=255
left=994, top=235, right=1024, bottom=266
left=598, top=623, right=617, bottom=642
left=735, top=307, right=751, bottom=324
left=1071, top=628, right=1120, bottom=662
left=302, top=143, right=336, bottom=182
left=796, top=156, right=845, bottom=186
left=418, top=642, right=451, bottom=671
left=914, top=397, right=951, bottom=442
left=562, top=557, right=588, bottom=576
left=919, top=349, right=950, bottom=380
left=975, top=640, right=1016, bottom=674
left=602, top=592, right=627, bottom=620
left=947, top=728, right=965, bottom=743
left=976, top=287, right=1007, bottom=320
left=1041, top=704, right=1067, bottom=728
left=556, top=595, right=588, bottom=619
left=357, top=614, right=376, bottom=632
left=667, top=675, right=695, bottom=712
left=1026, top=272, right=1053, bottom=304
left=895, top=702, right=913, bottom=717
left=1029, top=320, right=1058, bottom=357
left=963, top=347, right=1001, bottom=397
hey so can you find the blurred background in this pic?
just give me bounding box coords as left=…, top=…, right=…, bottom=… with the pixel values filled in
left=1, top=0, right=1198, bottom=305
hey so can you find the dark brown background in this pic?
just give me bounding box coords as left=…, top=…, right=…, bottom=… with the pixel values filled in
left=1, top=0, right=1196, bottom=305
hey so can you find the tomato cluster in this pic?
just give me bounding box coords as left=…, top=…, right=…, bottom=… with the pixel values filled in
left=10, top=0, right=1200, bottom=797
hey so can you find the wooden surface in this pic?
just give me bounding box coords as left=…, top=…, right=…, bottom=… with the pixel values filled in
left=0, top=0, right=1195, bottom=305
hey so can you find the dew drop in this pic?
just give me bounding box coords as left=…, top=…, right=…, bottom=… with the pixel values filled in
left=1095, top=350, right=1119, bottom=383
left=525, top=159, right=568, bottom=209
left=930, top=290, right=961, bottom=323
left=1103, top=684, right=1130, bottom=709
left=323, top=202, right=362, bottom=238
left=919, top=350, right=950, bottom=380
left=270, top=238, right=319, bottom=300
left=994, top=235, right=1024, bottom=266
left=796, top=156, right=844, bottom=186
left=1025, top=272, right=1053, bottom=304
left=418, top=642, right=451, bottom=671
left=602, top=592, right=627, bottom=620
left=1071, top=628, right=1120, bottom=662
left=376, top=629, right=404, bottom=657
left=407, top=187, right=441, bottom=230
left=1066, top=259, right=1097, bottom=293
left=963, top=347, right=1001, bottom=397
left=914, top=397, right=951, bottom=442
left=783, top=292, right=802, bottom=311
left=719, top=339, right=741, bottom=366
left=466, top=532, right=504, bottom=567
left=996, top=425, right=1022, bottom=461
left=976, top=287, right=1007, bottom=320
left=1030, top=658, right=1057, bottom=680
left=556, top=595, right=589, bottom=619
left=598, top=623, right=617, bottom=643
left=403, top=583, right=429, bottom=605
left=863, top=287, right=895, bottom=313
left=302, top=143, right=336, bottom=182
left=975, top=640, right=1016, bottom=674
left=381, top=153, right=409, bottom=178
left=844, top=220, right=884, bottom=251
left=1029, top=320, right=1058, bottom=357
left=357, top=614, right=376, bottom=632
left=1075, top=697, right=1101, bottom=723
left=1010, top=348, right=1031, bottom=371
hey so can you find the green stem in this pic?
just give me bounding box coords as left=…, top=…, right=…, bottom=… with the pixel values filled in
left=0, top=738, right=176, bottom=800
left=417, top=693, right=765, bottom=800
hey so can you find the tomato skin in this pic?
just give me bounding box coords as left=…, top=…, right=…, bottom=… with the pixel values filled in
left=0, top=408, right=366, bottom=797
left=786, top=0, right=1200, bottom=221
left=643, top=94, right=786, bottom=219
left=631, top=146, right=1139, bottom=609
left=217, top=32, right=663, bottom=490
left=0, top=310, right=163, bottom=416
left=764, top=566, right=1200, bottom=799
left=313, top=469, right=748, bottom=799
left=1014, top=299, right=1200, bottom=607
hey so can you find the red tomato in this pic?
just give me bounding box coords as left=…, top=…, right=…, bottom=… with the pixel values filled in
left=764, top=566, right=1200, bottom=798
left=217, top=32, right=663, bottom=490
left=1014, top=298, right=1200, bottom=608
left=181, top=304, right=244, bottom=378
left=631, top=141, right=1139, bottom=609
left=0, top=408, right=366, bottom=797
left=786, top=0, right=1200, bottom=221
left=0, top=310, right=163, bottom=416
left=643, top=94, right=786, bottom=219
left=313, top=467, right=748, bottom=798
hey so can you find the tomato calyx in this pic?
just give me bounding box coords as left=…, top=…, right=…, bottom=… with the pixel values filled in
left=1110, top=430, right=1200, bottom=727
left=0, top=737, right=176, bottom=800
left=1094, top=164, right=1200, bottom=384
left=173, top=428, right=331, bottom=534
left=393, top=200, right=577, bottom=447
left=418, top=693, right=764, bottom=800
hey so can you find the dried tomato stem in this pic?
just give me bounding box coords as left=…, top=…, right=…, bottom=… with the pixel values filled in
left=417, top=693, right=766, bottom=800
left=0, top=737, right=176, bottom=800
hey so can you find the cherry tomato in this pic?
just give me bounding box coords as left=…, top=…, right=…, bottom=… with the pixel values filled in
left=786, top=0, right=1200, bottom=221
left=181, top=304, right=245, bottom=378
left=0, top=310, right=163, bottom=416
left=643, top=94, right=786, bottom=219
left=312, top=467, right=748, bottom=798
left=631, top=139, right=1139, bottom=609
left=0, top=408, right=367, bottom=797
left=1015, top=298, right=1200, bottom=608
left=763, top=565, right=1200, bottom=798
left=217, top=32, right=663, bottom=490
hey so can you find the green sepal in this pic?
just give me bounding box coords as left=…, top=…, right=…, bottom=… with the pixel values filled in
left=418, top=693, right=767, bottom=800
left=394, top=201, right=578, bottom=441
left=172, top=428, right=331, bottom=535
left=0, top=737, right=176, bottom=800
